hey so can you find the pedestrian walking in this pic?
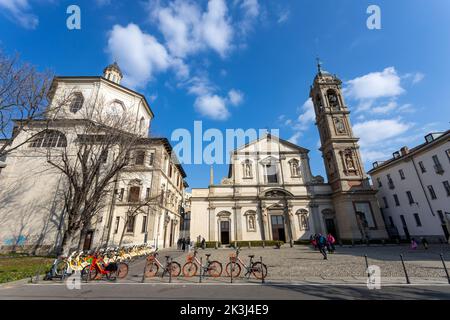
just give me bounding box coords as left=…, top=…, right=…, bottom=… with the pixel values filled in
left=411, top=238, right=418, bottom=250
left=181, top=238, right=186, bottom=251
left=186, top=237, right=191, bottom=252
left=327, top=233, right=336, bottom=253
left=316, top=233, right=328, bottom=260
left=201, top=238, right=206, bottom=250
left=421, top=237, right=429, bottom=250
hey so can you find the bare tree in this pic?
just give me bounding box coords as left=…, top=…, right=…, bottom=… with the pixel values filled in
left=45, top=94, right=148, bottom=255
left=117, top=194, right=162, bottom=248
left=0, top=51, right=60, bottom=157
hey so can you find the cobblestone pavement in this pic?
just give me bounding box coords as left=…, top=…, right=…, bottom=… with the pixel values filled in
left=125, top=244, right=450, bottom=284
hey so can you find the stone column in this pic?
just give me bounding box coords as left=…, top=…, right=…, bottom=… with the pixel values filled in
left=208, top=206, right=216, bottom=241
left=262, top=206, right=270, bottom=240
left=286, top=205, right=295, bottom=242
left=234, top=206, right=243, bottom=241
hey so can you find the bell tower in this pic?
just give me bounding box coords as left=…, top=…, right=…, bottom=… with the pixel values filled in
left=310, top=60, right=387, bottom=241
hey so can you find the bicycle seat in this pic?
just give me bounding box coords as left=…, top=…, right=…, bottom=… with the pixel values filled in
left=165, top=255, right=171, bottom=259
left=205, top=254, right=211, bottom=257
left=248, top=255, right=255, bottom=258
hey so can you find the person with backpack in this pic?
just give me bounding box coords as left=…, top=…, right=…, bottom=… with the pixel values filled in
left=316, top=233, right=328, bottom=260
left=421, top=237, right=429, bottom=250
left=327, top=233, right=336, bottom=253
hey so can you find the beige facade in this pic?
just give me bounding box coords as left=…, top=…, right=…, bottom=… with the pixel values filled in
left=190, top=66, right=389, bottom=244
left=0, top=64, right=187, bottom=254
left=369, top=131, right=450, bottom=242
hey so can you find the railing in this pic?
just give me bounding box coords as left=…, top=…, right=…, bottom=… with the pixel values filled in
left=434, top=164, right=445, bottom=174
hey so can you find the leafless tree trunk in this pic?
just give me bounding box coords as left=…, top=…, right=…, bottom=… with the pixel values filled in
left=46, top=95, right=147, bottom=255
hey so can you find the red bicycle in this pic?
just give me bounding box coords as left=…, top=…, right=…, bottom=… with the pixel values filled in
left=81, top=252, right=128, bottom=282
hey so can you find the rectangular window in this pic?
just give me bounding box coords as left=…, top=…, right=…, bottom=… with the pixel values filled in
left=388, top=216, right=395, bottom=227
left=443, top=181, right=450, bottom=196
left=135, top=151, right=146, bottom=165
left=126, top=216, right=135, bottom=233
left=427, top=185, right=437, bottom=200
left=438, top=210, right=446, bottom=224
left=146, top=188, right=151, bottom=201
left=400, top=215, right=407, bottom=228
left=149, top=152, right=154, bottom=166
left=128, top=186, right=140, bottom=203
left=383, top=196, right=389, bottom=208
left=117, top=188, right=124, bottom=202
left=419, top=161, right=426, bottom=173
left=266, top=165, right=278, bottom=184
left=393, top=194, right=400, bottom=206
left=433, top=155, right=445, bottom=174
left=387, top=174, right=395, bottom=189
left=169, top=164, right=172, bottom=178
left=114, top=217, right=120, bottom=234
left=100, top=150, right=108, bottom=163
left=142, top=215, right=148, bottom=233
left=414, top=213, right=422, bottom=227
left=406, top=191, right=415, bottom=204
left=399, top=169, right=405, bottom=180
left=377, top=178, right=382, bottom=188
left=446, top=149, right=450, bottom=163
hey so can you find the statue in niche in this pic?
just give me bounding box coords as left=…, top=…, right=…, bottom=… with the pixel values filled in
left=326, top=153, right=335, bottom=174
left=345, top=152, right=356, bottom=170
left=334, top=118, right=346, bottom=134
left=245, top=163, right=252, bottom=177
left=248, top=216, right=255, bottom=230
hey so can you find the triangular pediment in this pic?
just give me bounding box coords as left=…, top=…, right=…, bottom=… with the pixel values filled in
left=234, top=134, right=309, bottom=154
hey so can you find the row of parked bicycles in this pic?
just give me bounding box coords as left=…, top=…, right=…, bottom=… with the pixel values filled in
left=44, top=245, right=268, bottom=282
left=44, top=244, right=153, bottom=282
left=142, top=248, right=268, bottom=280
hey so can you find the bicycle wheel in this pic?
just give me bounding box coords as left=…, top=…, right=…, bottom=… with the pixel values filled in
left=81, top=266, right=98, bottom=282
left=207, top=261, right=222, bottom=278
left=225, top=262, right=241, bottom=278
left=144, top=262, right=159, bottom=278
left=182, top=262, right=198, bottom=278
left=251, top=262, right=268, bottom=280
left=117, top=263, right=129, bottom=279
left=168, top=261, right=181, bottom=277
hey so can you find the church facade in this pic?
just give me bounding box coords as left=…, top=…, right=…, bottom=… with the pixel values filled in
left=190, top=66, right=388, bottom=244
left=0, top=63, right=188, bottom=254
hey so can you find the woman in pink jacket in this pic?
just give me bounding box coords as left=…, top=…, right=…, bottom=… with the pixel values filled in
left=327, top=234, right=336, bottom=253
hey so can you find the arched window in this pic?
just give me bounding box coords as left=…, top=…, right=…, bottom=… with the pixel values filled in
left=297, top=209, right=309, bottom=231
left=316, top=94, right=324, bottom=112
left=327, top=89, right=340, bottom=110
left=70, top=92, right=84, bottom=113
left=30, top=130, right=67, bottom=148
left=139, top=117, right=146, bottom=132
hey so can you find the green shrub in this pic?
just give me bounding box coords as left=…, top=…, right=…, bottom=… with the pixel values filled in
left=195, top=241, right=221, bottom=248
left=229, top=241, right=283, bottom=248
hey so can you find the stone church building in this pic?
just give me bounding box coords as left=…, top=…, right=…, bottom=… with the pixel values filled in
left=0, top=63, right=188, bottom=254
left=190, top=65, right=388, bottom=244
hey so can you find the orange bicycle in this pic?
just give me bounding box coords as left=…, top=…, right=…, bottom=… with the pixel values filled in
left=144, top=250, right=181, bottom=278
left=182, top=248, right=222, bottom=278
left=225, top=248, right=268, bottom=280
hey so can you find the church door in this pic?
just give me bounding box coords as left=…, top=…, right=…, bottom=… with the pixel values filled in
left=271, top=215, right=286, bottom=242
left=325, top=219, right=337, bottom=239
left=220, top=221, right=230, bottom=245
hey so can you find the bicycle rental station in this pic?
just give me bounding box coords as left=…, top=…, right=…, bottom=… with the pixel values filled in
left=40, top=244, right=269, bottom=285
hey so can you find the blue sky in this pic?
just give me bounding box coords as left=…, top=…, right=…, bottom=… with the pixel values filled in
left=1, top=0, right=449, bottom=189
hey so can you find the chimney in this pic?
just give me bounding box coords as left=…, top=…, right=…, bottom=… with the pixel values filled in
left=400, top=146, right=409, bottom=156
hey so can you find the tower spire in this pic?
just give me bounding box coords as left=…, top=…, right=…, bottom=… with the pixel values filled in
left=316, top=57, right=323, bottom=75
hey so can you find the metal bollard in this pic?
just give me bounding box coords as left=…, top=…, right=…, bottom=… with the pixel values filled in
left=440, top=253, right=450, bottom=284
left=248, top=242, right=251, bottom=249
left=169, top=258, right=172, bottom=283
left=364, top=254, right=370, bottom=278
left=262, top=241, right=265, bottom=249
left=230, top=256, right=233, bottom=284
left=400, top=254, right=411, bottom=284
left=199, top=257, right=203, bottom=283
left=260, top=256, right=265, bottom=284
left=141, top=260, right=147, bottom=283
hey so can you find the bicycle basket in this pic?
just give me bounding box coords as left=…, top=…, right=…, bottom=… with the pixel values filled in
left=147, top=255, right=155, bottom=262
left=229, top=254, right=237, bottom=262
left=186, top=255, right=194, bottom=262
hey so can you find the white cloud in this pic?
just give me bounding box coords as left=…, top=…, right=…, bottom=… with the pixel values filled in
left=413, top=72, right=425, bottom=84
left=149, top=0, right=233, bottom=58
left=297, top=98, right=315, bottom=127
left=0, top=0, right=38, bottom=29
left=345, top=67, right=405, bottom=100
left=194, top=94, right=230, bottom=120
left=288, top=132, right=301, bottom=145
left=228, top=89, right=244, bottom=106
left=353, top=119, right=412, bottom=148
left=107, top=23, right=172, bottom=89
left=277, top=9, right=290, bottom=24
